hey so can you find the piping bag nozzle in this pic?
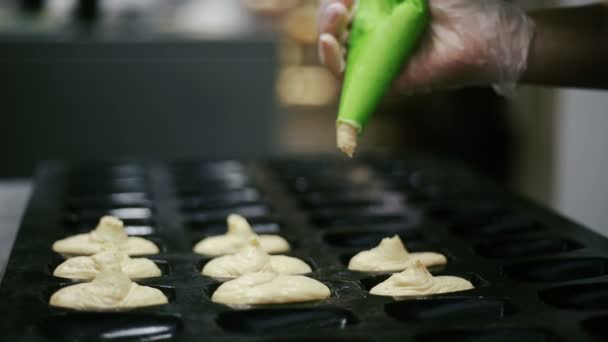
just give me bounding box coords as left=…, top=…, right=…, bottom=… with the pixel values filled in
left=336, top=0, right=429, bottom=157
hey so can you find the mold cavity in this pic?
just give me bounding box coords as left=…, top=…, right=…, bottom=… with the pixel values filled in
left=475, top=237, right=582, bottom=259
left=172, top=160, right=244, bottom=174
left=450, top=214, right=540, bottom=237
left=39, top=314, right=182, bottom=340
left=66, top=193, right=152, bottom=211
left=415, top=328, right=559, bottom=342
left=66, top=208, right=153, bottom=222
left=583, top=315, right=608, bottom=339
left=419, top=200, right=508, bottom=221
left=540, top=282, right=608, bottom=310
left=70, top=163, right=144, bottom=177
left=123, top=225, right=155, bottom=236
left=187, top=218, right=281, bottom=235
left=176, top=177, right=251, bottom=196
left=312, top=212, right=409, bottom=229
left=184, top=205, right=270, bottom=225
left=216, top=308, right=358, bottom=333
left=361, top=273, right=485, bottom=293
left=179, top=189, right=261, bottom=211
left=324, top=230, right=424, bottom=249
left=69, top=177, right=148, bottom=195
left=299, top=191, right=384, bottom=209
left=504, top=258, right=608, bottom=283
left=385, top=297, right=514, bottom=322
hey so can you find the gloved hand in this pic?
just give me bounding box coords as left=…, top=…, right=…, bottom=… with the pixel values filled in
left=318, top=0, right=536, bottom=95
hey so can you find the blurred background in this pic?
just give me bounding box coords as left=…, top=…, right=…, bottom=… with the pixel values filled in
left=0, top=0, right=606, bottom=240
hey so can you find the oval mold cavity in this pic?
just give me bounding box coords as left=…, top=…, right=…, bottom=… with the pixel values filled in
left=385, top=297, right=514, bottom=322
left=216, top=308, right=358, bottom=333
left=540, top=282, right=608, bottom=310
left=450, top=214, right=540, bottom=237
left=415, top=328, right=559, bottom=342
left=311, top=211, right=409, bottom=229
left=504, top=258, right=608, bottom=283
left=475, top=237, right=582, bottom=259
left=40, top=314, right=182, bottom=340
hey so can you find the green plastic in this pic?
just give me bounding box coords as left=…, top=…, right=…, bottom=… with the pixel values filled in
left=337, top=0, right=429, bottom=132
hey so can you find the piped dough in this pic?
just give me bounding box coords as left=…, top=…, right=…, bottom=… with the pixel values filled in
left=202, top=237, right=311, bottom=279
left=348, top=235, right=447, bottom=272
left=211, top=272, right=330, bottom=305
left=49, top=270, right=168, bottom=311
left=53, top=248, right=161, bottom=280
left=370, top=260, right=474, bottom=297
left=193, top=214, right=290, bottom=256
left=52, top=216, right=159, bottom=256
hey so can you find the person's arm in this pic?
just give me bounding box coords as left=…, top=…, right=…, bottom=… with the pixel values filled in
left=524, top=4, right=608, bottom=89
left=319, top=1, right=608, bottom=93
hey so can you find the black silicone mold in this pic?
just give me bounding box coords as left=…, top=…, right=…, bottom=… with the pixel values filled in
left=3, top=157, right=608, bottom=341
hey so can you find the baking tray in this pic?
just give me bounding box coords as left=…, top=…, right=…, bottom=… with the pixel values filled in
left=2, top=157, right=608, bottom=341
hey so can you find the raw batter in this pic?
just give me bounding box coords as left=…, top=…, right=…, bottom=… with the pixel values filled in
left=49, top=270, right=168, bottom=310
left=53, top=248, right=161, bottom=280
left=370, top=260, right=474, bottom=297
left=348, top=235, right=446, bottom=272
left=211, top=272, right=330, bottom=305
left=202, top=237, right=311, bottom=279
left=193, top=214, right=290, bottom=256
left=52, top=216, right=159, bottom=256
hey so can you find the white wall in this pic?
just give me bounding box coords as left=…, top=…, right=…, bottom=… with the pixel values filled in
left=554, top=90, right=608, bottom=234
left=511, top=0, right=608, bottom=235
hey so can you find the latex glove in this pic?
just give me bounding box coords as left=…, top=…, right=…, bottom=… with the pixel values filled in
left=318, top=0, right=535, bottom=95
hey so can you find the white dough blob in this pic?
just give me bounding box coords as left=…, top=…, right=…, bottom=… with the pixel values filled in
left=52, top=216, right=159, bottom=256
left=53, top=248, right=162, bottom=280
left=211, top=272, right=330, bottom=305
left=348, top=235, right=447, bottom=272
left=193, top=214, right=290, bottom=256
left=202, top=238, right=311, bottom=279
left=49, top=270, right=168, bottom=311
left=370, top=260, right=474, bottom=297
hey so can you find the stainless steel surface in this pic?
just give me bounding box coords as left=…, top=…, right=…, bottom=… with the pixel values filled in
left=0, top=180, right=31, bottom=281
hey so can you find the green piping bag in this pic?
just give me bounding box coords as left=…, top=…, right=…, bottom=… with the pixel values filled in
left=337, top=0, right=429, bottom=156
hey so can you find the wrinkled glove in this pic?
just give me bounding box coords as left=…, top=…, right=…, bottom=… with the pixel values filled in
left=318, top=0, right=536, bottom=95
